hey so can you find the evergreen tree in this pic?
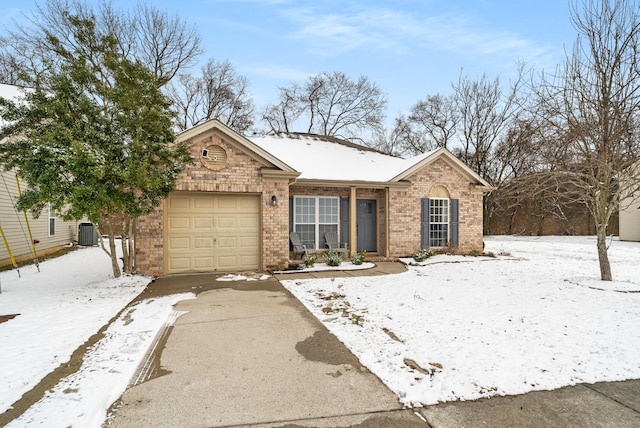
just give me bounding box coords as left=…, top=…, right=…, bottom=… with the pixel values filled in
left=0, top=14, right=192, bottom=277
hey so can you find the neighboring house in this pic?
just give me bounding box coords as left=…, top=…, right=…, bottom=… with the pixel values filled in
left=0, top=170, right=79, bottom=268
left=135, top=119, right=492, bottom=276
left=619, top=162, right=640, bottom=242
left=0, top=83, right=80, bottom=268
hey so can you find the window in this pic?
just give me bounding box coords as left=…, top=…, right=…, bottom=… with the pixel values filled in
left=429, top=198, right=449, bottom=247
left=421, top=194, right=458, bottom=249
left=293, top=196, right=339, bottom=249
left=48, top=205, right=56, bottom=236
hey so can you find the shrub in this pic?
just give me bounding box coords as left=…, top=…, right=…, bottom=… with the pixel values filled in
left=303, top=253, right=317, bottom=267
left=412, top=248, right=435, bottom=262
left=323, top=251, right=343, bottom=266
left=271, top=262, right=286, bottom=272
left=350, top=250, right=366, bottom=265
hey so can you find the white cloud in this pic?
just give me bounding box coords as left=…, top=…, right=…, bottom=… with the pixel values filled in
left=281, top=4, right=554, bottom=64
left=241, top=63, right=311, bottom=82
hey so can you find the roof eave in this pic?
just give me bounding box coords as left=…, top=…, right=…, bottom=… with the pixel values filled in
left=292, top=178, right=411, bottom=189
left=261, top=168, right=301, bottom=181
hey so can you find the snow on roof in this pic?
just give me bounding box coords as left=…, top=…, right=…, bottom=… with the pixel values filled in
left=250, top=133, right=435, bottom=182
left=0, top=82, right=27, bottom=100
left=0, top=83, right=32, bottom=129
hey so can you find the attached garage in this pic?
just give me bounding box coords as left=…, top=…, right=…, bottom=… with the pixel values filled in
left=135, top=120, right=489, bottom=277
left=165, top=192, right=261, bottom=274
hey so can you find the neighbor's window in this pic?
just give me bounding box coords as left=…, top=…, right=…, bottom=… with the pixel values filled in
left=48, top=205, right=56, bottom=236
left=429, top=198, right=449, bottom=247
left=293, top=196, right=339, bottom=249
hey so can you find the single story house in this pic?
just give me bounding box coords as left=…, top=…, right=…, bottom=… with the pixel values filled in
left=0, top=83, right=79, bottom=269
left=135, top=119, right=492, bottom=276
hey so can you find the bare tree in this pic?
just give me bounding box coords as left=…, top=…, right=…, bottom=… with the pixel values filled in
left=452, top=69, right=525, bottom=181
left=168, top=58, right=255, bottom=132
left=367, top=125, right=405, bottom=156
left=483, top=113, right=566, bottom=234
left=0, top=49, right=22, bottom=84
left=0, top=0, right=202, bottom=88
left=394, top=94, right=459, bottom=156
left=261, top=84, right=305, bottom=133
left=261, top=71, right=387, bottom=142
left=534, top=0, right=640, bottom=280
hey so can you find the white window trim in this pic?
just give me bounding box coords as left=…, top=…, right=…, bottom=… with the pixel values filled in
left=293, top=196, right=340, bottom=249
left=429, top=197, right=449, bottom=247
left=48, top=204, right=56, bottom=237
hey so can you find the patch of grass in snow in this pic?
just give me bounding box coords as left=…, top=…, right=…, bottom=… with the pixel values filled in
left=0, top=245, right=78, bottom=272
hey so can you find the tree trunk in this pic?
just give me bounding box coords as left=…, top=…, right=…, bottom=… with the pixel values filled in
left=120, top=237, right=129, bottom=274
left=97, top=216, right=122, bottom=278
left=107, top=231, right=121, bottom=278
left=596, top=226, right=612, bottom=281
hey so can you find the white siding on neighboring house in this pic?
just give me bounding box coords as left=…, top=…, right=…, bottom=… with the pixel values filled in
left=619, top=162, right=640, bottom=242
left=0, top=170, right=79, bottom=267
left=1, top=83, right=82, bottom=267
left=619, top=192, right=640, bottom=241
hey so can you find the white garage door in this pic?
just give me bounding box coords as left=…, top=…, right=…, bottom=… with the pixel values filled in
left=166, top=193, right=260, bottom=274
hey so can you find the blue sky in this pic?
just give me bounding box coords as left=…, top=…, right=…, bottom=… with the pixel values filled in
left=1, top=0, right=577, bottom=125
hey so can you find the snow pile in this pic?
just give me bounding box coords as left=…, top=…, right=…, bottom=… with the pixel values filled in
left=274, top=261, right=375, bottom=274
left=0, top=246, right=153, bottom=414
left=0, top=245, right=196, bottom=426
left=281, top=236, right=640, bottom=407
left=7, top=293, right=193, bottom=427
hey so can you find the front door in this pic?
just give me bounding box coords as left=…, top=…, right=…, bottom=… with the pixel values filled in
left=356, top=199, right=377, bottom=252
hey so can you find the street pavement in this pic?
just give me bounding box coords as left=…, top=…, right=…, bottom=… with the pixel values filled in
left=104, top=263, right=640, bottom=427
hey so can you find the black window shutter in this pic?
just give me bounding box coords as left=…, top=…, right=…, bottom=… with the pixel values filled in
left=288, top=196, right=294, bottom=251
left=450, top=199, right=459, bottom=247
left=289, top=196, right=294, bottom=233
left=421, top=198, right=430, bottom=248
left=340, top=197, right=350, bottom=247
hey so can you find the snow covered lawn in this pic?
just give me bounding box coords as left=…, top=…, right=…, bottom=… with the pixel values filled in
left=281, top=235, right=640, bottom=407
left=1, top=236, right=638, bottom=425
left=0, top=245, right=193, bottom=427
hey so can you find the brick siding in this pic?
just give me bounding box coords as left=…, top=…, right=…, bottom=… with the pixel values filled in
left=136, top=128, right=485, bottom=277
left=136, top=129, right=290, bottom=276
left=389, top=158, right=484, bottom=256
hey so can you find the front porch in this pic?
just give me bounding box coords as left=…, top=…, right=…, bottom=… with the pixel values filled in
left=288, top=184, right=405, bottom=258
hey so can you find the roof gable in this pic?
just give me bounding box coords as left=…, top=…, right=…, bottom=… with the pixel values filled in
left=176, top=119, right=297, bottom=173
left=391, top=147, right=492, bottom=188
left=176, top=123, right=491, bottom=189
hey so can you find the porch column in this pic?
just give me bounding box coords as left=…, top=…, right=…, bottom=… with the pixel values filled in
left=349, top=186, right=357, bottom=256
left=385, top=187, right=390, bottom=257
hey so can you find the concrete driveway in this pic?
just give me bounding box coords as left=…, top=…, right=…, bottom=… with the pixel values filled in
left=105, top=266, right=640, bottom=428
left=105, top=274, right=424, bottom=427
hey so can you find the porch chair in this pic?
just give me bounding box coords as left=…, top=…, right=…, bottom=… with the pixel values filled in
left=324, top=231, right=349, bottom=257
left=289, top=231, right=316, bottom=259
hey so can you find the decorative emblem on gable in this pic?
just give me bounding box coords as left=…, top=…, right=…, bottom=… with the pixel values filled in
left=200, top=145, right=227, bottom=171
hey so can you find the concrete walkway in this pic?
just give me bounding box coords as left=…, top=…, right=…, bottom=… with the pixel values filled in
left=105, top=271, right=423, bottom=427
left=106, top=263, right=640, bottom=427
